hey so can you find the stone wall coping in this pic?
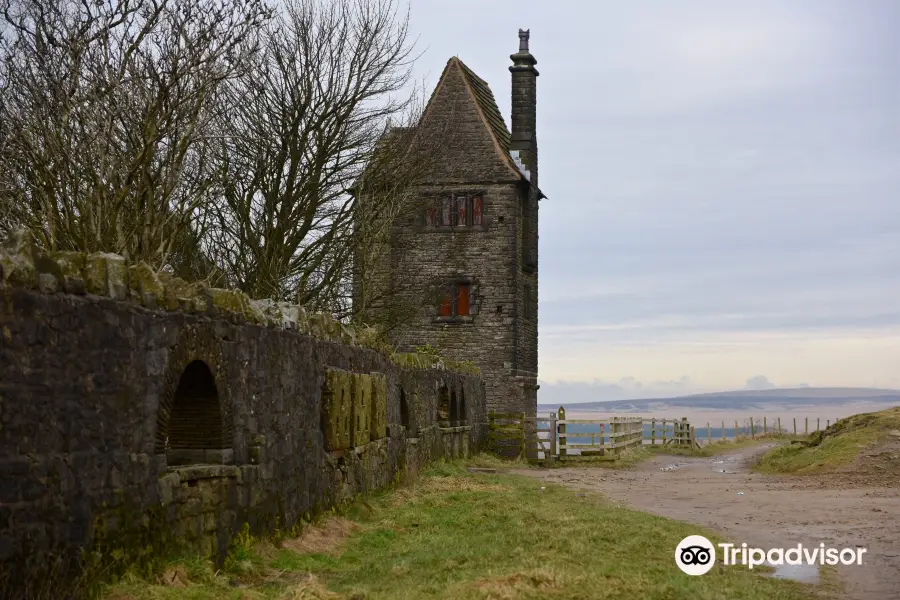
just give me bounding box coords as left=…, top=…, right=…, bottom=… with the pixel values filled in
left=0, top=229, right=480, bottom=376
left=167, top=464, right=240, bottom=481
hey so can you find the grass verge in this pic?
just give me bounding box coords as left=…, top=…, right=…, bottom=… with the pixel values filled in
left=755, top=407, right=900, bottom=474
left=100, top=459, right=822, bottom=600
left=647, top=435, right=791, bottom=458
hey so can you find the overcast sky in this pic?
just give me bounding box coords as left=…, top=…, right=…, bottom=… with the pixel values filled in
left=407, top=1, right=900, bottom=401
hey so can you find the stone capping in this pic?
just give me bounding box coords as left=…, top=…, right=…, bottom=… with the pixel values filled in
left=437, top=425, right=471, bottom=434
left=167, top=464, right=240, bottom=481
left=0, top=229, right=479, bottom=376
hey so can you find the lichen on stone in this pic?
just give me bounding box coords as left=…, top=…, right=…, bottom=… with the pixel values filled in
left=50, top=251, right=88, bottom=295
left=128, top=262, right=165, bottom=306
left=210, top=288, right=264, bottom=323
left=158, top=272, right=210, bottom=313
left=84, top=253, right=112, bottom=296
left=0, top=230, right=37, bottom=288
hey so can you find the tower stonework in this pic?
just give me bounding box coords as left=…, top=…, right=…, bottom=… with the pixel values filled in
left=358, top=31, right=544, bottom=418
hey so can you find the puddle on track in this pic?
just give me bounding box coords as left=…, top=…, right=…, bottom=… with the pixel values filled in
left=765, top=563, right=820, bottom=584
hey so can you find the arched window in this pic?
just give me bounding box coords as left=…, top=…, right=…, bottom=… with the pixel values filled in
left=437, top=385, right=450, bottom=426
left=165, top=360, right=231, bottom=466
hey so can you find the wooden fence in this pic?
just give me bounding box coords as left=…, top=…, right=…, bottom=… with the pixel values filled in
left=489, top=408, right=696, bottom=461
left=489, top=407, right=833, bottom=460
left=693, top=415, right=832, bottom=445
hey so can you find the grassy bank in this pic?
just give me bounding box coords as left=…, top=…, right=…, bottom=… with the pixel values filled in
left=101, top=459, right=820, bottom=600
left=756, top=407, right=900, bottom=474
left=647, top=436, right=779, bottom=458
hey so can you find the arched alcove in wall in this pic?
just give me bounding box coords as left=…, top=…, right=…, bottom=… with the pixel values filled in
left=449, top=389, right=459, bottom=426
left=437, top=385, right=450, bottom=425
left=159, top=359, right=233, bottom=465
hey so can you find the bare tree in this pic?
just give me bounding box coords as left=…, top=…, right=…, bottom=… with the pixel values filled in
left=206, top=0, right=440, bottom=317
left=0, top=0, right=269, bottom=272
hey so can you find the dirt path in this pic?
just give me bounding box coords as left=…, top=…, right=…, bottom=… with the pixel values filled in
left=514, top=445, right=900, bottom=600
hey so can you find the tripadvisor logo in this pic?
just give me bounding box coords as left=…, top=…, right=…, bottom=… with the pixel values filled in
left=676, top=535, right=716, bottom=576
left=675, top=535, right=868, bottom=576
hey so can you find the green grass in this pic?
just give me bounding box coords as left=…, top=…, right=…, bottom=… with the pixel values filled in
left=100, top=459, right=823, bottom=600
left=526, top=437, right=783, bottom=471
left=755, top=408, right=900, bottom=474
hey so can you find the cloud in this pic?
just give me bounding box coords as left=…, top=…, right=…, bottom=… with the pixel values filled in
left=745, top=375, right=776, bottom=391
left=411, top=1, right=900, bottom=391
left=538, top=376, right=702, bottom=404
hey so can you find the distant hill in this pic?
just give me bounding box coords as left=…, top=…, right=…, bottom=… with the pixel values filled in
left=537, top=387, right=900, bottom=412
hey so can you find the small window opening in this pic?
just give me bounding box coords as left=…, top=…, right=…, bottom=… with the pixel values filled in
left=437, top=385, right=450, bottom=425
left=400, top=387, right=412, bottom=434
left=524, top=283, right=535, bottom=321
left=425, top=194, right=484, bottom=227
left=165, top=360, right=230, bottom=466
left=437, top=282, right=471, bottom=318
left=450, top=390, right=459, bottom=426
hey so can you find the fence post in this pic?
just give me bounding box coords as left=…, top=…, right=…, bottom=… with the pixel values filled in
left=681, top=417, right=689, bottom=446
left=763, top=416, right=767, bottom=435
left=817, top=418, right=820, bottom=432
left=651, top=418, right=656, bottom=446
left=735, top=420, right=739, bottom=439
left=793, top=417, right=797, bottom=436
left=722, top=420, right=726, bottom=441
left=519, top=412, right=526, bottom=458
left=750, top=417, right=755, bottom=438
left=826, top=419, right=830, bottom=429
left=805, top=417, right=808, bottom=435
left=707, top=422, right=711, bottom=444
left=488, top=410, right=495, bottom=452
left=662, top=419, right=667, bottom=444
left=558, top=406, right=567, bottom=459
left=549, top=412, right=557, bottom=458
left=777, top=417, right=781, bottom=435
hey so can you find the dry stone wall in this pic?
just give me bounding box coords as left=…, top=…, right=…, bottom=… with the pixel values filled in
left=0, top=232, right=486, bottom=598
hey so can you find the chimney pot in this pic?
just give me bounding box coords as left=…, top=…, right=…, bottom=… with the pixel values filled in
left=509, top=29, right=538, bottom=187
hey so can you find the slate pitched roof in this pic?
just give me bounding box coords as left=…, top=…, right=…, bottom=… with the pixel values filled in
left=449, top=57, right=545, bottom=198
left=455, top=59, right=512, bottom=158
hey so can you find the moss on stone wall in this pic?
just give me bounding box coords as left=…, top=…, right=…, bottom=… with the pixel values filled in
left=0, top=230, right=473, bottom=376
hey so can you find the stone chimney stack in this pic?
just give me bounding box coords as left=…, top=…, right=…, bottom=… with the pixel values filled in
left=509, top=29, right=539, bottom=187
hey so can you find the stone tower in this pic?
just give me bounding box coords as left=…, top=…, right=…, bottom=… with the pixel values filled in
left=356, top=30, right=544, bottom=417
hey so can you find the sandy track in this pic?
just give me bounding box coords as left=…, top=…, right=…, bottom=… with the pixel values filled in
left=514, top=445, right=900, bottom=599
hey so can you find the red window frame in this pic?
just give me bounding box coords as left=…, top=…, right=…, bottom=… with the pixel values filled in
left=457, top=283, right=470, bottom=316
left=438, top=292, right=452, bottom=316
left=437, top=282, right=472, bottom=318
left=442, top=197, right=452, bottom=226
left=424, top=193, right=485, bottom=228
left=472, top=195, right=483, bottom=225
left=456, top=196, right=467, bottom=227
